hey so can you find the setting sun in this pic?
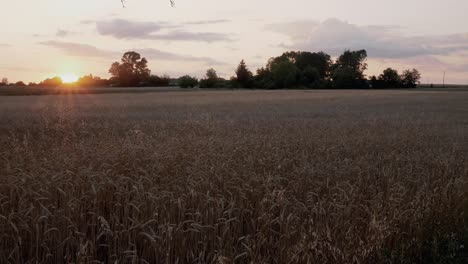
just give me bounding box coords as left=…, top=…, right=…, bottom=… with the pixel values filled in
left=60, top=74, right=78, bottom=84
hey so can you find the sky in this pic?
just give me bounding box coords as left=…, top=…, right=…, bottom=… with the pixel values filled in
left=1, top=0, right=468, bottom=84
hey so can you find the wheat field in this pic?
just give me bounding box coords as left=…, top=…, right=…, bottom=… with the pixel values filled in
left=0, top=89, right=467, bottom=263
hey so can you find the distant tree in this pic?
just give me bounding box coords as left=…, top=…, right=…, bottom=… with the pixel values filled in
left=256, top=53, right=305, bottom=89
left=109, top=51, right=151, bottom=86
left=0, top=78, right=8, bottom=86
left=400, top=69, right=421, bottom=88
left=77, top=74, right=110, bottom=87
left=40, top=77, right=63, bottom=87
left=178, top=75, right=199, bottom=88
left=199, top=68, right=219, bottom=88
left=300, top=66, right=321, bottom=87
left=206, top=68, right=218, bottom=80
left=334, top=50, right=368, bottom=78
left=281, top=51, right=332, bottom=79
left=370, top=76, right=385, bottom=89
left=258, top=51, right=333, bottom=89
left=28, top=82, right=37, bottom=87
left=234, top=60, right=254, bottom=88
left=379, top=68, right=401, bottom=88
left=15, top=81, right=26, bottom=87
left=146, top=75, right=170, bottom=87
left=255, top=67, right=276, bottom=89
left=332, top=67, right=362, bottom=89
left=332, top=49, right=368, bottom=88
left=216, top=77, right=230, bottom=88
left=270, top=60, right=299, bottom=89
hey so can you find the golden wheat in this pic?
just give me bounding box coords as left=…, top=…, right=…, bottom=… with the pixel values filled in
left=0, top=90, right=467, bottom=263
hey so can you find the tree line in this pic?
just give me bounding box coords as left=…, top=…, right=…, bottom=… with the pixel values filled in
left=0, top=49, right=421, bottom=89
left=187, top=50, right=420, bottom=89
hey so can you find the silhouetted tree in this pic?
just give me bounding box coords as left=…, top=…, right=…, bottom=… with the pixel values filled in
left=77, top=74, right=110, bottom=87
left=270, top=60, right=299, bottom=89
left=370, top=76, right=385, bottom=89
left=255, top=56, right=296, bottom=89
left=0, top=78, right=8, bottom=86
left=332, top=68, right=361, bottom=89
left=379, top=68, right=401, bottom=88
left=199, top=68, right=219, bottom=88
left=256, top=51, right=333, bottom=89
left=255, top=67, right=276, bottom=89
left=234, top=60, right=254, bottom=88
left=333, top=50, right=368, bottom=78
left=332, top=49, right=368, bottom=88
left=40, top=77, right=63, bottom=87
left=109, top=51, right=150, bottom=86
left=146, top=75, right=170, bottom=86
left=15, top=81, right=26, bottom=87
left=280, top=51, right=332, bottom=79
left=300, top=66, right=321, bottom=87
left=400, top=69, right=421, bottom=88
left=178, top=75, right=199, bottom=88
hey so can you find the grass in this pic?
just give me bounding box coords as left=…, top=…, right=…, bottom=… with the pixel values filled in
left=0, top=90, right=467, bottom=263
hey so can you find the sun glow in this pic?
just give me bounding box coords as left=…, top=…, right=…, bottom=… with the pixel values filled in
left=60, top=73, right=78, bottom=83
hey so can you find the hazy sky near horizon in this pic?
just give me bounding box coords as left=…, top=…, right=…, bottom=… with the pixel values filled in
left=1, top=0, right=468, bottom=84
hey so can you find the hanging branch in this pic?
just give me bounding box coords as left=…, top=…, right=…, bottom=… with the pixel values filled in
left=121, top=0, right=175, bottom=7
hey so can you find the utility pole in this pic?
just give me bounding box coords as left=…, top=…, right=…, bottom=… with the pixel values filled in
left=442, top=71, right=446, bottom=88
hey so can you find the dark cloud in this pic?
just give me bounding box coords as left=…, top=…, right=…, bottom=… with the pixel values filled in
left=92, top=19, right=232, bottom=42
left=267, top=18, right=468, bottom=59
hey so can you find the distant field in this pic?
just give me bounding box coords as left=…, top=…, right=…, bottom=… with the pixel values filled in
left=0, top=90, right=467, bottom=263
left=419, top=83, right=468, bottom=89
left=0, top=86, right=180, bottom=96
left=1, top=85, right=468, bottom=96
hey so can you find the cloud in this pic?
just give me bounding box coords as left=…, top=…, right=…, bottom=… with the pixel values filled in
left=93, top=19, right=232, bottom=42
left=56, top=29, right=75, bottom=38
left=135, top=48, right=225, bottom=65
left=0, top=44, right=11, bottom=47
left=267, top=18, right=468, bottom=59
left=96, top=19, right=164, bottom=39
left=39, top=40, right=224, bottom=65
left=375, top=55, right=468, bottom=74
left=145, top=31, right=231, bottom=42
left=80, top=20, right=95, bottom=25
left=0, top=65, right=49, bottom=72
left=39, top=41, right=118, bottom=58
left=265, top=20, right=319, bottom=41
left=183, top=19, right=231, bottom=25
